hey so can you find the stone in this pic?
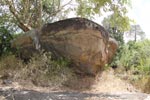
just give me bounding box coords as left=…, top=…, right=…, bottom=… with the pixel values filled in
left=12, top=17, right=118, bottom=75
left=107, top=37, right=118, bottom=63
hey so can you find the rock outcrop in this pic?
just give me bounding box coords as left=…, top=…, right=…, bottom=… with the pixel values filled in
left=12, top=17, right=118, bottom=75
left=107, top=37, right=118, bottom=63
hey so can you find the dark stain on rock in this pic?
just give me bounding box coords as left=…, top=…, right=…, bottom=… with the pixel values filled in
left=41, top=17, right=109, bottom=39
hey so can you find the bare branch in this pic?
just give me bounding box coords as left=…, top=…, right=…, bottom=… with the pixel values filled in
left=46, top=0, right=73, bottom=17
left=61, top=0, right=73, bottom=9
left=5, top=0, right=31, bottom=32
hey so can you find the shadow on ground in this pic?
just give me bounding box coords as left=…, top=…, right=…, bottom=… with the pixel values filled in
left=0, top=88, right=149, bottom=100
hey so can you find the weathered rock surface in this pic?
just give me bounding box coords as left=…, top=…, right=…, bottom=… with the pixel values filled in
left=108, top=37, right=118, bottom=63
left=12, top=17, right=118, bottom=74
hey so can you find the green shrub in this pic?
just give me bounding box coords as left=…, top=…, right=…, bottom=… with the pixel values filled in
left=108, top=27, right=124, bottom=67
left=0, top=26, right=14, bottom=56
left=111, top=40, right=150, bottom=93
left=118, top=40, right=150, bottom=74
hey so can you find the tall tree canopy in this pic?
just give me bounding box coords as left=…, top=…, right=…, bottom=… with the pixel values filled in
left=0, top=0, right=131, bottom=32
left=0, top=0, right=73, bottom=32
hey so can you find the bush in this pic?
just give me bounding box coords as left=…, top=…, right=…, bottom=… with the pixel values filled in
left=118, top=40, right=150, bottom=74
left=108, top=27, right=124, bottom=67
left=0, top=54, right=24, bottom=71
left=0, top=51, right=75, bottom=87
left=0, top=26, right=13, bottom=56
left=110, top=39, right=150, bottom=93
left=14, top=52, right=75, bottom=87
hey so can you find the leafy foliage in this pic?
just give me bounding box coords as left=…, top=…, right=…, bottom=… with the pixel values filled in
left=107, top=27, right=124, bottom=67
left=119, top=40, right=150, bottom=74
left=102, top=15, right=130, bottom=33
left=76, top=0, right=131, bottom=32
left=0, top=26, right=13, bottom=56
left=0, top=0, right=132, bottom=32
left=102, top=17, right=124, bottom=67
left=0, top=0, right=72, bottom=31
left=114, top=39, right=150, bottom=94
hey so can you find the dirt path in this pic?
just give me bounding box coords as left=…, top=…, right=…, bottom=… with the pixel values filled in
left=0, top=68, right=149, bottom=100
left=90, top=68, right=138, bottom=93
left=0, top=88, right=149, bottom=100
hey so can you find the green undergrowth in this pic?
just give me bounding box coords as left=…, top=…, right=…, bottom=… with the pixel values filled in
left=0, top=52, right=75, bottom=87
left=109, top=39, right=150, bottom=93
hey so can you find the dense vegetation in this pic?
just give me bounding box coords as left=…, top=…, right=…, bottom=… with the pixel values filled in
left=108, top=30, right=150, bottom=93
left=100, top=22, right=149, bottom=93
left=119, top=40, right=150, bottom=73
left=0, top=26, right=13, bottom=56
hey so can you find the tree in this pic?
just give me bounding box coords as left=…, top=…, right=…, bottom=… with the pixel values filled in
left=76, top=0, right=131, bottom=32
left=0, top=0, right=132, bottom=33
left=102, top=15, right=130, bottom=33
left=102, top=16, right=126, bottom=67
left=102, top=17, right=124, bottom=44
left=126, top=25, right=145, bottom=42
left=0, top=0, right=73, bottom=32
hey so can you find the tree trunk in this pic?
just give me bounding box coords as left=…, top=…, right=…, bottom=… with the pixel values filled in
left=134, top=25, right=137, bottom=42
left=34, top=0, right=42, bottom=28
left=6, top=0, right=42, bottom=32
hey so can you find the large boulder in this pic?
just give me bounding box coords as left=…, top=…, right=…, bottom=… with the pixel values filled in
left=12, top=17, right=118, bottom=75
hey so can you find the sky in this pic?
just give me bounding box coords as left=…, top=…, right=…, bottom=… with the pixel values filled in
left=128, top=0, right=150, bottom=38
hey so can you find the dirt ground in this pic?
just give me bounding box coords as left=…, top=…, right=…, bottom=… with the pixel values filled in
left=0, top=68, right=149, bottom=100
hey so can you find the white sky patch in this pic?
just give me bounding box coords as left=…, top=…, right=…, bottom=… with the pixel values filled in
left=128, top=0, right=150, bottom=38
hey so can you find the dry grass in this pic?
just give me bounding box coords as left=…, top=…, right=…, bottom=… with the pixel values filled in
left=144, top=77, right=150, bottom=93
left=89, top=68, right=137, bottom=93
left=0, top=55, right=24, bottom=70
left=114, top=67, right=150, bottom=94
left=0, top=53, right=150, bottom=94
left=0, top=52, right=75, bottom=88
left=0, top=52, right=97, bottom=91
left=132, top=76, right=150, bottom=93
